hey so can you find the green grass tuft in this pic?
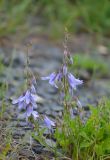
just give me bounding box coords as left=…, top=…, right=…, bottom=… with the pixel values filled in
left=72, top=54, right=110, bottom=78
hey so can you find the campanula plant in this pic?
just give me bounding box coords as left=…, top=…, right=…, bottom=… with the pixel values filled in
left=12, top=47, right=55, bottom=130
left=41, top=31, right=85, bottom=158
left=55, top=99, right=110, bottom=160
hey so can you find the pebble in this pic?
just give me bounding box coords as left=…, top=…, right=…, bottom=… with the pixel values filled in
left=12, top=130, right=25, bottom=139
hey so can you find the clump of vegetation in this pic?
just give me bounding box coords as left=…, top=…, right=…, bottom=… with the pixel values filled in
left=55, top=99, right=110, bottom=160
left=0, top=56, right=5, bottom=76
left=73, top=54, right=110, bottom=78
left=1, top=0, right=110, bottom=36
left=0, top=123, right=12, bottom=160
left=0, top=0, right=32, bottom=36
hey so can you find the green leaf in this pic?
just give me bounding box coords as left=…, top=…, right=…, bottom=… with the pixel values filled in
left=79, top=131, right=90, bottom=141
left=95, top=144, right=104, bottom=156
left=80, top=141, right=91, bottom=148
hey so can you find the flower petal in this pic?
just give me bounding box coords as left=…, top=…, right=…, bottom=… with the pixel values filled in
left=31, top=101, right=37, bottom=109
left=30, top=84, right=36, bottom=94
left=12, top=99, right=19, bottom=105
left=31, top=94, right=37, bottom=102
left=32, top=111, right=39, bottom=120
left=49, top=73, right=56, bottom=82
left=56, top=72, right=62, bottom=81
left=18, top=101, right=27, bottom=110
left=44, top=116, right=55, bottom=129
left=12, top=95, right=25, bottom=104
left=25, top=90, right=31, bottom=104
left=68, top=73, right=83, bottom=90
left=49, top=72, right=58, bottom=88
left=26, top=105, right=33, bottom=117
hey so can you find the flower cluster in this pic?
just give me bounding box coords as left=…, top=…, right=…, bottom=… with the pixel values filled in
left=12, top=82, right=39, bottom=121
left=41, top=44, right=83, bottom=119
left=41, top=41, right=83, bottom=96
left=44, top=116, right=55, bottom=129
left=12, top=78, right=55, bottom=129
left=41, top=64, right=83, bottom=96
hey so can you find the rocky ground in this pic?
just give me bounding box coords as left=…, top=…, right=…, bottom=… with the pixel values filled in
left=0, top=33, right=110, bottom=160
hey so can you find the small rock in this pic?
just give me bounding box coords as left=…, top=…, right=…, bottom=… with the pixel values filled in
left=32, top=143, right=44, bottom=154
left=16, top=121, right=28, bottom=127
left=19, top=148, right=33, bottom=158
left=51, top=105, right=63, bottom=112
left=12, top=130, right=25, bottom=139
left=97, top=45, right=108, bottom=56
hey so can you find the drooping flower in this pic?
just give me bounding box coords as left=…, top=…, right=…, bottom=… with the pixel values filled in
left=18, top=100, right=27, bottom=111
left=24, top=89, right=37, bottom=107
left=24, top=105, right=39, bottom=121
left=41, top=72, right=57, bottom=87
left=41, top=71, right=63, bottom=88
left=44, top=116, right=55, bottom=129
left=12, top=85, right=37, bottom=110
left=12, top=94, right=25, bottom=105
left=67, top=73, right=83, bottom=90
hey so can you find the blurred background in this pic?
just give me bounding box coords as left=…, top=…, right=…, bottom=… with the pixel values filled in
left=1, top=0, right=110, bottom=37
